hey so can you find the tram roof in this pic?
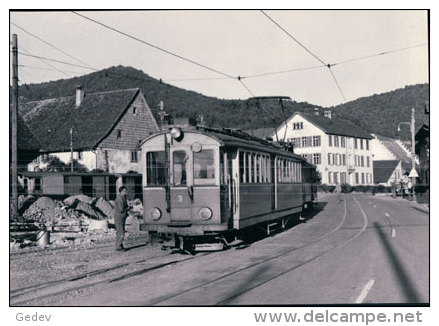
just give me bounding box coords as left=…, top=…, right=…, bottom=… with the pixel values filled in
left=141, top=126, right=308, bottom=161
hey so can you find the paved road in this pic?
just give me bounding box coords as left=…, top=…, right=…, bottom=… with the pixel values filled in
left=58, top=193, right=429, bottom=306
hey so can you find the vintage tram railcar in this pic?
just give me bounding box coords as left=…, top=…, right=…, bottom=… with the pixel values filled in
left=139, top=125, right=317, bottom=246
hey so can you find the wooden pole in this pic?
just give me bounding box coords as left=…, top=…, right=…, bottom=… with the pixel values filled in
left=11, top=34, right=18, bottom=219
left=70, top=128, right=74, bottom=172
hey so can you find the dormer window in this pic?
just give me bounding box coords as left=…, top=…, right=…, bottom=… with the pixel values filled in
left=116, top=129, right=122, bottom=139
left=132, top=107, right=137, bottom=115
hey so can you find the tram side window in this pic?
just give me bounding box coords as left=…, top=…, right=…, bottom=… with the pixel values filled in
left=146, top=151, right=168, bottom=186
left=173, top=151, right=187, bottom=186
left=239, top=152, right=244, bottom=183
left=194, top=150, right=215, bottom=185
left=256, top=154, right=261, bottom=183
left=246, top=153, right=251, bottom=183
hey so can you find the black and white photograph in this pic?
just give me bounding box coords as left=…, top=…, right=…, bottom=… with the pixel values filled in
left=8, top=7, right=432, bottom=324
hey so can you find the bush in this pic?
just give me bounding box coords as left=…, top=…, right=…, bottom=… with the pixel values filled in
left=318, top=184, right=335, bottom=193
left=341, top=183, right=352, bottom=193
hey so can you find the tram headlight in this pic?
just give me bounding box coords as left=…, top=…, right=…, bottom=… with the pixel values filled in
left=149, top=207, right=162, bottom=221
left=199, top=207, right=213, bottom=220
left=170, top=127, right=184, bottom=141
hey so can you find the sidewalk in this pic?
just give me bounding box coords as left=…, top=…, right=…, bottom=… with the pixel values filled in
left=388, top=194, right=429, bottom=214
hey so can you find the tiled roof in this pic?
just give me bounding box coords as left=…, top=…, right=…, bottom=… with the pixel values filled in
left=294, top=112, right=373, bottom=139
left=15, top=113, right=41, bottom=151
left=373, top=160, right=400, bottom=183
left=19, top=88, right=140, bottom=152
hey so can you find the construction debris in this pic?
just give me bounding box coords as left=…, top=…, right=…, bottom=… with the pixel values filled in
left=11, top=195, right=144, bottom=250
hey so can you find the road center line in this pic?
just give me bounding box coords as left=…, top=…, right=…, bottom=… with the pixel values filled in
left=355, top=279, right=375, bottom=303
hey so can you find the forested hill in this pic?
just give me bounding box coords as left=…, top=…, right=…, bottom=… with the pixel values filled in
left=330, top=84, right=429, bottom=140
left=16, top=65, right=429, bottom=140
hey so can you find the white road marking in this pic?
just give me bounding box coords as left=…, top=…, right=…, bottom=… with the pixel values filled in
left=355, top=279, right=375, bottom=303
left=392, top=228, right=396, bottom=238
left=385, top=213, right=389, bottom=217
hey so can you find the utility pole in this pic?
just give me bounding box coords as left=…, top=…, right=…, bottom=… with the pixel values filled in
left=11, top=34, right=18, bottom=220
left=410, top=108, right=417, bottom=202
left=70, top=128, right=74, bottom=172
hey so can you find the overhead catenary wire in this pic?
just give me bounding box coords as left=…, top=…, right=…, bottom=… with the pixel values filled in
left=18, top=64, right=85, bottom=75
left=19, top=46, right=73, bottom=78
left=11, top=22, right=95, bottom=70
left=260, top=10, right=346, bottom=103
left=71, top=11, right=236, bottom=80
left=18, top=52, right=96, bottom=71
left=330, top=43, right=428, bottom=67
left=260, top=10, right=327, bottom=67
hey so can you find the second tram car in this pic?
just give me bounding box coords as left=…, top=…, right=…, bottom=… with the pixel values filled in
left=139, top=124, right=317, bottom=250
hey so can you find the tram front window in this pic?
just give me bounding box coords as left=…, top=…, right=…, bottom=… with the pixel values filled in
left=146, top=151, right=168, bottom=186
left=173, top=151, right=187, bottom=186
left=194, top=150, right=215, bottom=185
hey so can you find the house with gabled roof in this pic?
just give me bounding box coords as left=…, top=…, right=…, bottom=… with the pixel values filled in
left=370, top=133, right=415, bottom=173
left=270, top=109, right=374, bottom=185
left=19, top=86, right=159, bottom=174
left=373, top=160, right=403, bottom=186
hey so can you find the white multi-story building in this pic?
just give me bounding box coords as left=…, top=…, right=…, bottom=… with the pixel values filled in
left=271, top=110, right=374, bottom=185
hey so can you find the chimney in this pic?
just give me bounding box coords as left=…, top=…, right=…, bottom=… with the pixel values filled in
left=76, top=85, right=84, bottom=107
left=314, top=108, right=319, bottom=116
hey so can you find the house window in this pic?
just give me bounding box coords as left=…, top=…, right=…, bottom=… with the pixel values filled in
left=328, top=172, right=332, bottom=184
left=292, top=137, right=301, bottom=148
left=360, top=139, right=364, bottom=150
left=328, top=135, right=332, bottom=147
left=334, top=172, right=339, bottom=184
left=301, top=137, right=307, bottom=147
left=293, top=122, right=303, bottom=130
left=354, top=138, right=358, bottom=149
left=342, top=154, right=346, bottom=166
left=313, top=153, right=321, bottom=165
left=341, top=137, right=346, bottom=148
left=312, top=136, right=321, bottom=147
left=361, top=173, right=365, bottom=184
left=116, top=129, right=122, bottom=139
left=341, top=172, right=347, bottom=183
left=366, top=140, right=370, bottom=151
left=367, top=156, right=370, bottom=167
left=334, top=136, right=340, bottom=147
left=361, top=156, right=364, bottom=167
left=132, top=107, right=137, bottom=114
left=328, top=153, right=332, bottom=165
left=131, top=151, right=138, bottom=163
left=355, top=173, right=359, bottom=184
left=334, top=154, right=338, bottom=166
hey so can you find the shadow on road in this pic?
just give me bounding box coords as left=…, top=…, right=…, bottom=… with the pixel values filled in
left=239, top=202, right=328, bottom=246
left=373, top=222, right=425, bottom=304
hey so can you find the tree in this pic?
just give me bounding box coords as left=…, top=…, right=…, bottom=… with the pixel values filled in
left=41, top=155, right=89, bottom=173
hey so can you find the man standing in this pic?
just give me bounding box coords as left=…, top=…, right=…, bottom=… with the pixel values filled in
left=114, top=186, right=129, bottom=251
left=334, top=182, right=342, bottom=202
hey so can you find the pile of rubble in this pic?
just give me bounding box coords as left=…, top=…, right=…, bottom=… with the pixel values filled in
left=17, top=194, right=143, bottom=225
left=11, top=195, right=145, bottom=250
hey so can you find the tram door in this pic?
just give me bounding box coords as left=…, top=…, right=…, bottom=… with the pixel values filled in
left=170, top=150, right=192, bottom=223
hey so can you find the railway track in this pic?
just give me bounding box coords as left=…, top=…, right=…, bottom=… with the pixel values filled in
left=12, top=195, right=370, bottom=306
left=147, top=195, right=369, bottom=305
left=9, top=235, right=151, bottom=260
left=10, top=249, right=213, bottom=306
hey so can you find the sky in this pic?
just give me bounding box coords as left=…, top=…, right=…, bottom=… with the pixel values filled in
left=9, top=10, right=429, bottom=107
